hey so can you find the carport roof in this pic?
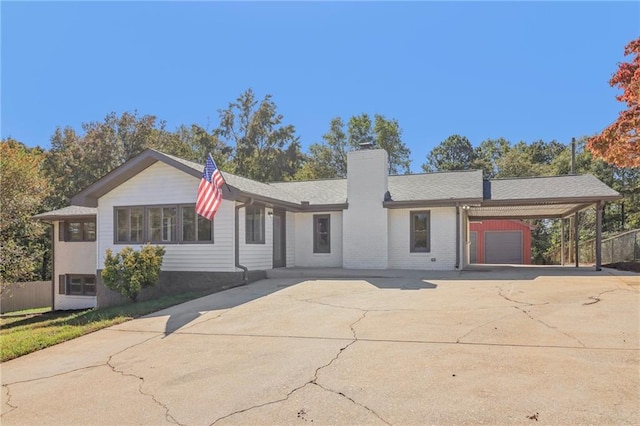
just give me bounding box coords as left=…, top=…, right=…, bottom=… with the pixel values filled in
left=468, top=174, right=622, bottom=219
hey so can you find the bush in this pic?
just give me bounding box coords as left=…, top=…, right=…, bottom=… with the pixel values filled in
left=101, top=244, right=165, bottom=302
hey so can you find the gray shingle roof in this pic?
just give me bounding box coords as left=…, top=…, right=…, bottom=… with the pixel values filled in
left=484, top=174, right=621, bottom=202
left=33, top=205, right=97, bottom=220
left=271, top=179, right=347, bottom=205
left=388, top=170, right=484, bottom=202
left=64, top=149, right=622, bottom=214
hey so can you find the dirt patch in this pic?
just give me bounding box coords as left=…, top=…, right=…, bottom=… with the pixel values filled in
left=603, top=262, right=640, bottom=273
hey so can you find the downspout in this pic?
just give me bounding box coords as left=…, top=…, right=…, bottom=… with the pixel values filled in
left=235, top=199, right=253, bottom=284
left=50, top=222, right=55, bottom=311
left=455, top=205, right=460, bottom=269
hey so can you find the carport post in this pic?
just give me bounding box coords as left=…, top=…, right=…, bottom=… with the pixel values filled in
left=595, top=202, right=603, bottom=271
left=574, top=212, right=580, bottom=268
left=560, top=219, right=565, bottom=266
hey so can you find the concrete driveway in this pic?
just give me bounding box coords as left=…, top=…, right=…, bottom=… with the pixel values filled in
left=2, top=267, right=639, bottom=425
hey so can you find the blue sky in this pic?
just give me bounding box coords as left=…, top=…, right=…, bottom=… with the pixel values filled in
left=2, top=1, right=638, bottom=171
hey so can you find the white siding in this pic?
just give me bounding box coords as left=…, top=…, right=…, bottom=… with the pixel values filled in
left=388, top=207, right=458, bottom=270
left=293, top=212, right=343, bottom=268
left=238, top=206, right=273, bottom=270
left=343, top=149, right=388, bottom=269
left=53, top=221, right=97, bottom=310
left=286, top=211, right=295, bottom=267
left=97, top=162, right=235, bottom=272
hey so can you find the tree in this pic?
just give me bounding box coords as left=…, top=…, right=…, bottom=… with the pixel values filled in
left=495, top=142, right=549, bottom=177
left=0, top=139, right=51, bottom=291
left=295, top=117, right=349, bottom=180
left=300, top=114, right=411, bottom=179
left=473, top=138, right=511, bottom=178
left=101, top=244, right=165, bottom=302
left=422, top=135, right=476, bottom=172
left=587, top=37, right=640, bottom=167
left=215, top=88, right=304, bottom=182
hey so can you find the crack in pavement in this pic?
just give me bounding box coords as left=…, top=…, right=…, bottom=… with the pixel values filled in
left=582, top=288, right=630, bottom=306
left=105, top=335, right=184, bottom=426
left=496, top=285, right=588, bottom=348
left=312, top=382, right=391, bottom=425
left=0, top=334, right=172, bottom=423
left=209, top=311, right=390, bottom=425
left=496, top=284, right=549, bottom=306
left=2, top=384, right=17, bottom=416
left=456, top=311, right=518, bottom=343
left=515, top=306, right=586, bottom=348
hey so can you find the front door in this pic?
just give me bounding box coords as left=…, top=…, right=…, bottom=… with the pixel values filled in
left=272, top=210, right=286, bottom=268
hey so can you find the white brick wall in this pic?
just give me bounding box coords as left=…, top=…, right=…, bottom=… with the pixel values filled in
left=387, top=207, right=458, bottom=270
left=293, top=211, right=343, bottom=267
left=343, top=149, right=389, bottom=269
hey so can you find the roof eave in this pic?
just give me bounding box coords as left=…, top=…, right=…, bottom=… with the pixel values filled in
left=384, top=198, right=484, bottom=209
left=32, top=213, right=96, bottom=222
left=481, top=195, right=622, bottom=206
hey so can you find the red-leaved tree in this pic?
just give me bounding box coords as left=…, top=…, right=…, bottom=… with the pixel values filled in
left=587, top=37, right=640, bottom=167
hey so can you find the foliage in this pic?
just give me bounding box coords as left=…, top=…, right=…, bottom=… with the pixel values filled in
left=0, top=292, right=201, bottom=361
left=587, top=37, right=640, bottom=167
left=42, top=111, right=194, bottom=209
left=299, top=113, right=411, bottom=179
left=215, top=88, right=304, bottom=182
left=473, top=138, right=511, bottom=178
left=0, top=139, right=51, bottom=290
left=422, top=134, right=476, bottom=172
left=101, top=244, right=165, bottom=302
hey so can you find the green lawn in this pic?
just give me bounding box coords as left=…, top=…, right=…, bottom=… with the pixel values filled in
left=0, top=293, right=202, bottom=362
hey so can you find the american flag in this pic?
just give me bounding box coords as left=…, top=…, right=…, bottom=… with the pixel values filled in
left=195, top=154, right=225, bottom=220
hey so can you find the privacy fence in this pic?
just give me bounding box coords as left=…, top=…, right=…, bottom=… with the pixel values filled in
left=550, top=229, right=640, bottom=265
left=1, top=281, right=51, bottom=314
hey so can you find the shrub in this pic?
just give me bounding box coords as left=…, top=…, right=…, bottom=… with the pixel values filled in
left=101, top=244, right=165, bottom=302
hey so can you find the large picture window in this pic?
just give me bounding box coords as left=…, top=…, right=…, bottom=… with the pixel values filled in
left=410, top=210, right=431, bottom=252
left=114, top=205, right=213, bottom=244
left=60, top=220, right=96, bottom=242
left=313, top=214, right=331, bottom=253
left=245, top=206, right=265, bottom=244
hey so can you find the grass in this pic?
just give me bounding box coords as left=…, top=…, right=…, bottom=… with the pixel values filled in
left=0, top=292, right=203, bottom=362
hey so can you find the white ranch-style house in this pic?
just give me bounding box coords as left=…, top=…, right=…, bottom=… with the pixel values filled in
left=35, top=147, right=621, bottom=310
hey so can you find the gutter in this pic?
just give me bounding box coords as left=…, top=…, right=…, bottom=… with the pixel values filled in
left=235, top=198, right=253, bottom=284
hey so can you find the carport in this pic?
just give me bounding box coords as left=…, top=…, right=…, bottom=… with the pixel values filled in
left=461, top=174, right=622, bottom=271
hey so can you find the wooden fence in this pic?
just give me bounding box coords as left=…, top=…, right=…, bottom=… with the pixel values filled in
left=1, top=281, right=52, bottom=314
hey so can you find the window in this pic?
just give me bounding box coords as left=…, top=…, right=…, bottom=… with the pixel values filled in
left=59, top=274, right=96, bottom=296
left=181, top=206, right=213, bottom=242
left=313, top=214, right=331, bottom=253
left=245, top=206, right=265, bottom=244
left=410, top=210, right=431, bottom=252
left=116, top=207, right=144, bottom=243
left=114, top=205, right=213, bottom=244
left=148, top=207, right=177, bottom=242
left=60, top=220, right=96, bottom=242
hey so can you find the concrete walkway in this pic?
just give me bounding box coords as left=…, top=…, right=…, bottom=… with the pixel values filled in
left=2, top=267, right=639, bottom=425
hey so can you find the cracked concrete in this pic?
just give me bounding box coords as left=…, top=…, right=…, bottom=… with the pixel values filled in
left=1, top=266, right=638, bottom=425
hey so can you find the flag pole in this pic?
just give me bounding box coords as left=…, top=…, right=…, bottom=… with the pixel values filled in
left=208, top=153, right=232, bottom=194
